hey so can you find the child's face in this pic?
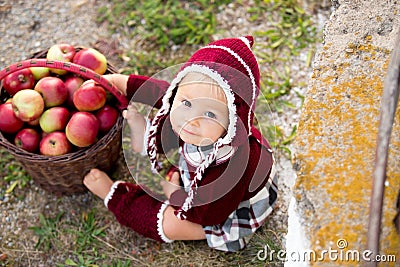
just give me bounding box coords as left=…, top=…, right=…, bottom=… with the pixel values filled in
left=170, top=80, right=229, bottom=146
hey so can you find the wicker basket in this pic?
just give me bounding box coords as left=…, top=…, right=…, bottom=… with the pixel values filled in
left=0, top=47, right=128, bottom=196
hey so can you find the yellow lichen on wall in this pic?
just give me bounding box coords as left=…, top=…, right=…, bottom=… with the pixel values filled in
left=294, top=39, right=400, bottom=265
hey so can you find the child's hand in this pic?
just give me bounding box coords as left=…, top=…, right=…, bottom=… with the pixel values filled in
left=102, top=74, right=129, bottom=95
left=123, top=104, right=147, bottom=153
left=122, top=104, right=142, bottom=129
left=160, top=171, right=180, bottom=199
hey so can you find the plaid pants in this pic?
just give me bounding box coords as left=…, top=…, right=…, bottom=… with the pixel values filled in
left=203, top=178, right=278, bottom=252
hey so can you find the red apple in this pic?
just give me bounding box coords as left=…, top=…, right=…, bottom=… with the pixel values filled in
left=64, top=75, right=84, bottom=107
left=0, top=102, right=24, bottom=134
left=30, top=67, right=50, bottom=80
left=2, top=69, right=35, bottom=96
left=65, top=112, right=99, bottom=147
left=14, top=128, right=41, bottom=153
left=46, top=43, right=76, bottom=75
left=12, top=89, right=45, bottom=122
left=41, top=131, right=49, bottom=139
left=73, top=80, right=106, bottom=111
left=39, top=107, right=70, bottom=133
left=72, top=48, right=107, bottom=75
left=27, top=117, right=40, bottom=127
left=34, top=76, right=68, bottom=107
left=95, top=105, right=119, bottom=133
left=40, top=131, right=72, bottom=156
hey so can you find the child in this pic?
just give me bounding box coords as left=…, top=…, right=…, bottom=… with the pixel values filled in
left=83, top=36, right=277, bottom=252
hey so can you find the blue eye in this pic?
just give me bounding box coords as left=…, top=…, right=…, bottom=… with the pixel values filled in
left=182, top=100, right=191, bottom=107
left=204, top=111, right=216, bottom=119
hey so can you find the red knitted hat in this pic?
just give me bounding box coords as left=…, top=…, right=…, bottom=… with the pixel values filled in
left=146, top=36, right=261, bottom=219
left=149, top=36, right=260, bottom=149
left=182, top=36, right=260, bottom=146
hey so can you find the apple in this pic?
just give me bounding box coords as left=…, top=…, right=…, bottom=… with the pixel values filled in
left=0, top=102, right=24, bottom=134
left=27, top=117, right=40, bottom=126
left=46, top=43, right=76, bottom=75
left=39, top=107, right=70, bottom=133
left=72, top=48, right=107, bottom=75
left=12, top=89, right=45, bottom=122
left=41, top=131, right=49, bottom=139
left=95, top=105, right=119, bottom=133
left=64, top=75, right=84, bottom=107
left=73, top=80, right=106, bottom=111
left=40, top=131, right=72, bottom=156
left=65, top=111, right=99, bottom=147
left=34, top=76, right=68, bottom=107
left=30, top=67, right=50, bottom=80
left=2, top=69, right=35, bottom=96
left=14, top=128, right=41, bottom=153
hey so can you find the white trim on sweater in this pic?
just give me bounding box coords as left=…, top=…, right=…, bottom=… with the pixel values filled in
left=104, top=181, right=124, bottom=207
left=156, top=201, right=174, bottom=243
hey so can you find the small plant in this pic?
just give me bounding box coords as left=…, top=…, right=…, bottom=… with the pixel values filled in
left=73, top=209, right=107, bottom=253
left=267, top=124, right=298, bottom=158
left=30, top=212, right=64, bottom=251
left=62, top=248, right=106, bottom=267
left=0, top=148, right=31, bottom=196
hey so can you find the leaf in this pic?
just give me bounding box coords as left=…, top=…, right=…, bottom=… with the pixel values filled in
left=65, top=258, right=78, bottom=266
left=270, top=38, right=285, bottom=49
left=280, top=100, right=297, bottom=109
left=279, top=145, right=292, bottom=158
left=282, top=125, right=298, bottom=145
left=5, top=180, right=18, bottom=193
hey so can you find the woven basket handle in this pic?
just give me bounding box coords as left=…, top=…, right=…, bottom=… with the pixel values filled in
left=0, top=59, right=128, bottom=110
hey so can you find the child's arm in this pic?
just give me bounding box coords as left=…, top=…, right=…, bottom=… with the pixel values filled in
left=103, top=73, right=170, bottom=108
left=122, top=104, right=147, bottom=153
left=160, top=171, right=180, bottom=199
left=102, top=73, right=129, bottom=95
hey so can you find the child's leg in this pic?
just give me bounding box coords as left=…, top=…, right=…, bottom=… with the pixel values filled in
left=83, top=168, right=114, bottom=200
left=162, top=206, right=206, bottom=240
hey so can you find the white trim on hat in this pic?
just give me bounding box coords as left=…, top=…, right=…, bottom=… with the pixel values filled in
left=239, top=36, right=251, bottom=49
left=163, top=64, right=237, bottom=145
left=202, top=44, right=257, bottom=134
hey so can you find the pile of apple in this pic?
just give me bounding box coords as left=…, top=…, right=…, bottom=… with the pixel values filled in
left=0, top=44, right=120, bottom=156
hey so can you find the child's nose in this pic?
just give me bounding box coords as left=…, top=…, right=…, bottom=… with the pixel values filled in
left=187, top=117, right=200, bottom=127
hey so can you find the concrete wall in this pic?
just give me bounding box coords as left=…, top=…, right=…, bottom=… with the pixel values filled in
left=293, top=0, right=400, bottom=265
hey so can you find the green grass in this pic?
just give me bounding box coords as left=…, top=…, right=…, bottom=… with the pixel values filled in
left=30, top=212, right=65, bottom=251
left=97, top=0, right=231, bottom=52
left=0, top=148, right=31, bottom=198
